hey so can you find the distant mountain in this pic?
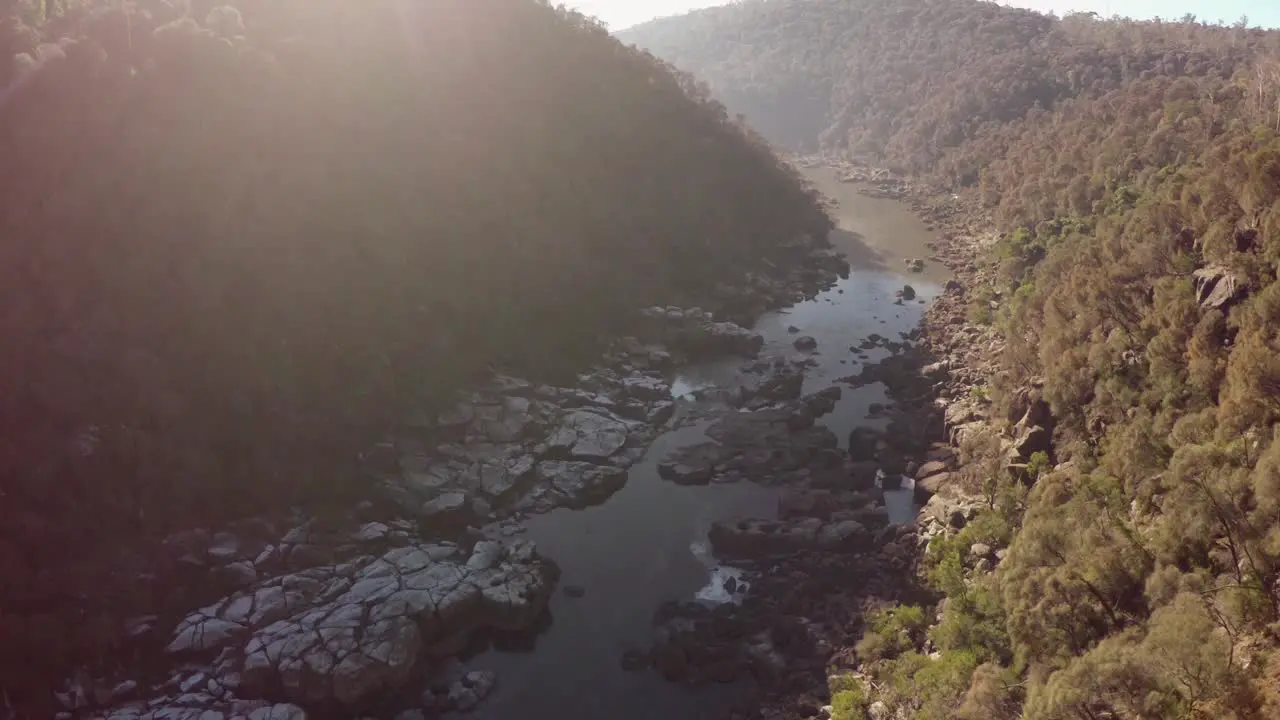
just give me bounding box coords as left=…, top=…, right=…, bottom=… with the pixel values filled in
left=622, top=0, right=1273, bottom=178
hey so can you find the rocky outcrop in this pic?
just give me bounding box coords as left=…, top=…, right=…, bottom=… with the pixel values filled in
left=160, top=538, right=553, bottom=711
left=1192, top=265, right=1245, bottom=310
left=547, top=409, right=633, bottom=461
left=709, top=517, right=872, bottom=557
left=521, top=461, right=628, bottom=511
left=1005, top=389, right=1053, bottom=467
left=657, top=388, right=844, bottom=487
left=913, top=447, right=960, bottom=502
left=639, top=306, right=765, bottom=358
left=87, top=525, right=555, bottom=720
left=97, top=701, right=310, bottom=720
left=373, top=342, right=678, bottom=524
left=793, top=335, right=818, bottom=351
left=51, top=299, right=841, bottom=720
left=632, top=479, right=920, bottom=709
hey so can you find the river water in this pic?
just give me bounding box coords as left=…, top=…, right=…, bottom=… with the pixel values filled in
left=459, top=166, right=948, bottom=720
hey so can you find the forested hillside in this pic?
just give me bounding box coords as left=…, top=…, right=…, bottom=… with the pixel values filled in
left=629, top=1, right=1280, bottom=718
left=0, top=0, right=829, bottom=655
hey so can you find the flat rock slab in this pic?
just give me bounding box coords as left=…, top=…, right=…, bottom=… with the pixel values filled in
left=97, top=702, right=309, bottom=720
left=165, top=540, right=556, bottom=708
left=914, top=460, right=951, bottom=480
left=528, top=461, right=629, bottom=510
left=547, top=410, right=631, bottom=461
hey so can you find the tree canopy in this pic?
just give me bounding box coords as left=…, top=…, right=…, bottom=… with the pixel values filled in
left=628, top=0, right=1280, bottom=716
left=0, top=0, right=829, bottom=629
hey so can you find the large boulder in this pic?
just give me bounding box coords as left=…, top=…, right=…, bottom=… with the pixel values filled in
left=532, top=461, right=628, bottom=509
left=914, top=460, right=950, bottom=481
left=547, top=410, right=631, bottom=461
left=1012, top=425, right=1050, bottom=460
left=1006, top=386, right=1050, bottom=428
left=1192, top=265, right=1245, bottom=310
left=658, top=442, right=721, bottom=485
left=915, top=471, right=953, bottom=503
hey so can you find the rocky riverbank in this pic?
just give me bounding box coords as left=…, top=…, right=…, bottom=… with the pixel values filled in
left=35, top=233, right=853, bottom=720
left=42, top=159, right=1016, bottom=720
left=609, top=157, right=1014, bottom=720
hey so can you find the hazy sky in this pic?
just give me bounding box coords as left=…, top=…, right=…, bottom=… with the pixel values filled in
left=570, top=0, right=1280, bottom=32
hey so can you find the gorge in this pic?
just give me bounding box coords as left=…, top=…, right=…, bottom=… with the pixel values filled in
left=9, top=0, right=1280, bottom=719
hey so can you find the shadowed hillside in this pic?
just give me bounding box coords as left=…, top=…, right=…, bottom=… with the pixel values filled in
left=0, top=0, right=833, bottom=699
left=627, top=1, right=1280, bottom=718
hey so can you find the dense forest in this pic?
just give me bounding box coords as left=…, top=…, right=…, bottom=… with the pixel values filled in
left=0, top=0, right=831, bottom=682
left=629, top=1, right=1280, bottom=718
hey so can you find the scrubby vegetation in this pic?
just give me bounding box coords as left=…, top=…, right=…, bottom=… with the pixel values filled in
left=0, top=0, right=830, bottom=670
left=628, top=0, right=1280, bottom=716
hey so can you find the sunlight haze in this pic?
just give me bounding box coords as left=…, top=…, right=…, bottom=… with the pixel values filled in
left=571, top=0, right=1280, bottom=30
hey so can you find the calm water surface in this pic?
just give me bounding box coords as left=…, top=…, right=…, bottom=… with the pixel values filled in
left=460, top=166, right=946, bottom=720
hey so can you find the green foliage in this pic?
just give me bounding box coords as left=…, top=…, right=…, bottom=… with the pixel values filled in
left=877, top=650, right=982, bottom=720
left=955, top=662, right=1023, bottom=720
left=968, top=302, right=995, bottom=326
left=995, top=227, right=1048, bottom=285
left=925, top=534, right=969, bottom=598
left=857, top=605, right=929, bottom=662
left=925, top=508, right=1014, bottom=584
left=931, top=579, right=1012, bottom=665
left=1026, top=451, right=1052, bottom=481
left=630, top=0, right=1280, bottom=716
left=1024, top=594, right=1262, bottom=719
left=828, top=675, right=870, bottom=720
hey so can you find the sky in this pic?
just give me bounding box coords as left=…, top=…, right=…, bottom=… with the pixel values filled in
left=569, top=0, right=1280, bottom=32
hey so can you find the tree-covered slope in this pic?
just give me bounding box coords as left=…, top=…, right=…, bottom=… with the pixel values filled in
left=623, top=1, right=1278, bottom=176
left=630, top=1, right=1280, bottom=717
left=0, top=0, right=829, bottom=587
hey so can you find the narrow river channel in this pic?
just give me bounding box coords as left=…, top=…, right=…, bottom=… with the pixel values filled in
left=459, top=166, right=950, bottom=720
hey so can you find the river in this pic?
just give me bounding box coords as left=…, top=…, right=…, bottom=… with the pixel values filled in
left=457, top=166, right=948, bottom=720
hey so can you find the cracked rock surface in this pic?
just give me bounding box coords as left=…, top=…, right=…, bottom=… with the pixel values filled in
left=158, top=538, right=555, bottom=710
left=46, top=232, right=851, bottom=720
